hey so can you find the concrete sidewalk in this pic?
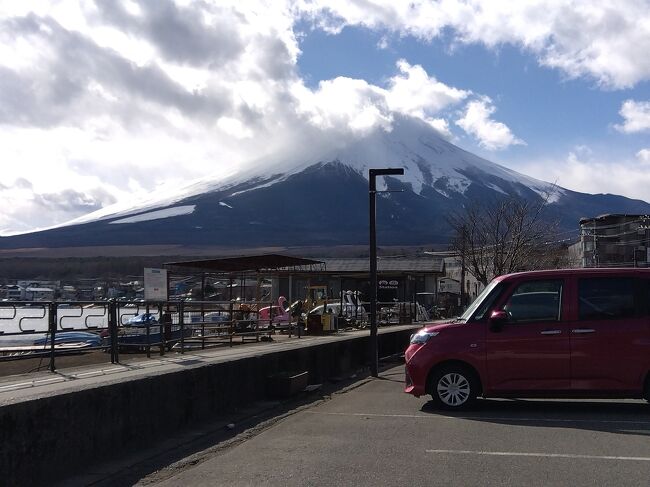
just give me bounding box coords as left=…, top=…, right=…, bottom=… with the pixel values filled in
left=0, top=324, right=420, bottom=406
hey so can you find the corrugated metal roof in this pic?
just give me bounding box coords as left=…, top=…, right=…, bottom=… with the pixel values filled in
left=320, top=256, right=444, bottom=274
left=164, top=254, right=443, bottom=275
left=164, top=254, right=324, bottom=273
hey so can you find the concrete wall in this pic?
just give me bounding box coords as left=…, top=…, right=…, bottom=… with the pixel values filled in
left=1, top=327, right=416, bottom=486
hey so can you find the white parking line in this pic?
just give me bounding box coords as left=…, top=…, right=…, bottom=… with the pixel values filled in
left=426, top=449, right=650, bottom=462
left=305, top=411, right=650, bottom=425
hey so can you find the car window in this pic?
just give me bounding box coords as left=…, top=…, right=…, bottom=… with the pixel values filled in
left=465, top=281, right=506, bottom=321
left=501, top=280, right=563, bottom=323
left=578, top=277, right=637, bottom=321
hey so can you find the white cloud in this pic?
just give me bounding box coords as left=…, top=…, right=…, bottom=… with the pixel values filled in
left=616, top=100, right=650, bottom=133
left=298, top=0, right=650, bottom=89
left=291, top=59, right=469, bottom=141
left=3, top=1, right=624, bottom=233
left=637, top=148, right=650, bottom=163
left=514, top=150, right=650, bottom=203
left=455, top=97, right=525, bottom=150
left=385, top=59, right=469, bottom=119
left=427, top=118, right=453, bottom=139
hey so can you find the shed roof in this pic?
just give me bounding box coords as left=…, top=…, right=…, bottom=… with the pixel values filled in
left=320, top=256, right=444, bottom=274
left=164, top=254, right=324, bottom=273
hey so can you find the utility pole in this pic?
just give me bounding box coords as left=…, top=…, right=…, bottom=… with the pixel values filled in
left=369, top=168, right=404, bottom=378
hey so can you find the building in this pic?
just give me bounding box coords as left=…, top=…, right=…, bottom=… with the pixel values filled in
left=23, top=287, right=55, bottom=301
left=0, top=284, right=23, bottom=301
left=165, top=254, right=444, bottom=312
left=578, top=214, right=650, bottom=267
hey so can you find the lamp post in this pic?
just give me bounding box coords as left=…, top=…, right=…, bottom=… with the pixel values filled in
left=369, top=168, right=404, bottom=378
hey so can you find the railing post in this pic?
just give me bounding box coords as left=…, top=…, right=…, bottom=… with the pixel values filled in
left=159, top=302, right=165, bottom=356
left=109, top=300, right=119, bottom=364
left=145, top=303, right=151, bottom=358
left=179, top=300, right=185, bottom=354
left=48, top=302, right=57, bottom=372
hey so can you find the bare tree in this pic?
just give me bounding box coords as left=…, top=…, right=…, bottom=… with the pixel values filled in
left=447, top=194, right=560, bottom=286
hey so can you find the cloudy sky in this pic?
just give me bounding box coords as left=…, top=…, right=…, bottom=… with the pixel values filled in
left=1, top=0, right=650, bottom=235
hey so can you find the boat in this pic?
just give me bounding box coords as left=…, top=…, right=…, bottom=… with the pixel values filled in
left=0, top=331, right=102, bottom=358
left=101, top=313, right=192, bottom=351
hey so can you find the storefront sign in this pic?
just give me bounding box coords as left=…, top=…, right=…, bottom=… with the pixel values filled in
left=379, top=279, right=399, bottom=289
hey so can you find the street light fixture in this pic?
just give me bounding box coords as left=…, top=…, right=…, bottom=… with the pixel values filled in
left=369, top=168, right=404, bottom=378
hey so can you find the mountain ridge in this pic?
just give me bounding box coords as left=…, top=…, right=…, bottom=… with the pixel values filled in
left=2, top=116, right=650, bottom=250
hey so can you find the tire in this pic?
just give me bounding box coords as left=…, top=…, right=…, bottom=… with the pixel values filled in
left=429, top=365, right=478, bottom=410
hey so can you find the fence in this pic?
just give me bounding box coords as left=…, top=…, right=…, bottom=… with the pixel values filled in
left=0, top=298, right=428, bottom=372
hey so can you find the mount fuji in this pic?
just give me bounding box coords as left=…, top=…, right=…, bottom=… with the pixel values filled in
left=2, top=116, right=650, bottom=251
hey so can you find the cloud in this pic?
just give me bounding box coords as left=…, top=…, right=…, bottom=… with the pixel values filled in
left=94, top=0, right=245, bottom=68
left=0, top=1, right=600, bottom=234
left=455, top=97, right=525, bottom=150
left=33, top=188, right=116, bottom=213
left=292, top=59, right=469, bottom=136
left=514, top=149, right=650, bottom=203
left=0, top=178, right=33, bottom=191
left=427, top=118, right=453, bottom=139
left=385, top=60, right=469, bottom=119
left=637, top=149, right=650, bottom=163
left=297, top=0, right=650, bottom=89
left=293, top=76, right=392, bottom=134
left=615, top=99, right=650, bottom=133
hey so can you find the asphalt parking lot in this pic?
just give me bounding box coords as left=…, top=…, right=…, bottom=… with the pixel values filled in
left=140, top=364, right=650, bottom=487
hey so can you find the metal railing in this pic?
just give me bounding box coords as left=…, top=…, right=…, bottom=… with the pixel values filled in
left=0, top=298, right=426, bottom=372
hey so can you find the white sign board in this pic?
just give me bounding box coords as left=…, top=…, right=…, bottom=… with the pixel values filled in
left=144, top=268, right=168, bottom=301
left=438, top=277, right=461, bottom=294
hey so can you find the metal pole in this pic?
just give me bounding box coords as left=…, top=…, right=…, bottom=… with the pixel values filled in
left=370, top=176, right=378, bottom=377
left=48, top=302, right=57, bottom=372
left=179, top=300, right=185, bottom=354
left=369, top=168, right=404, bottom=378
left=109, top=300, right=119, bottom=363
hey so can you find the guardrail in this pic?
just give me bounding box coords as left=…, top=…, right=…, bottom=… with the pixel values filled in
left=0, top=299, right=301, bottom=371
left=0, top=298, right=426, bottom=372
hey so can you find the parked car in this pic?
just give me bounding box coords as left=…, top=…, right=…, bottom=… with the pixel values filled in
left=404, top=268, right=650, bottom=409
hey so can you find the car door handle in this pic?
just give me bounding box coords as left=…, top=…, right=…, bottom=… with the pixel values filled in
left=571, top=328, right=595, bottom=334
left=540, top=330, right=562, bottom=335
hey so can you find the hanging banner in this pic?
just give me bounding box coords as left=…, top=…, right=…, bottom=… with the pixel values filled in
left=144, top=268, right=168, bottom=301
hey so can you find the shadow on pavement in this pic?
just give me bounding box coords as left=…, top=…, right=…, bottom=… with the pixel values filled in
left=57, top=369, right=374, bottom=487
left=419, top=397, right=650, bottom=436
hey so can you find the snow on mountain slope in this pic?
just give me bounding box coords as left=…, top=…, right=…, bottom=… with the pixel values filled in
left=109, top=205, right=196, bottom=224
left=4, top=115, right=650, bottom=249
left=60, top=116, right=558, bottom=229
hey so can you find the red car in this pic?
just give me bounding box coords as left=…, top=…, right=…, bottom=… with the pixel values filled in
left=405, top=268, right=650, bottom=409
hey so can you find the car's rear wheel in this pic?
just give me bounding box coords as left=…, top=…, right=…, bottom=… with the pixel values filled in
left=430, top=365, right=477, bottom=410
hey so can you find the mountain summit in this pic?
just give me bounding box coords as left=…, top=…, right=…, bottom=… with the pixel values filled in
left=2, top=117, right=649, bottom=250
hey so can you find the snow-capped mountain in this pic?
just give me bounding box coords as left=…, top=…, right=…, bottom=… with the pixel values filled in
left=2, top=116, right=650, bottom=250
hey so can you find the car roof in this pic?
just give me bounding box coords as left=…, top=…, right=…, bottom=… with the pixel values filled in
left=496, top=268, right=650, bottom=282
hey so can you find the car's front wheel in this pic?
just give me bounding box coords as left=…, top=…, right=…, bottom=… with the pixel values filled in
left=430, top=365, right=477, bottom=410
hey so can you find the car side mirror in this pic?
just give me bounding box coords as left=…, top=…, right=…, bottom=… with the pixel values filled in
left=488, top=310, right=508, bottom=332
